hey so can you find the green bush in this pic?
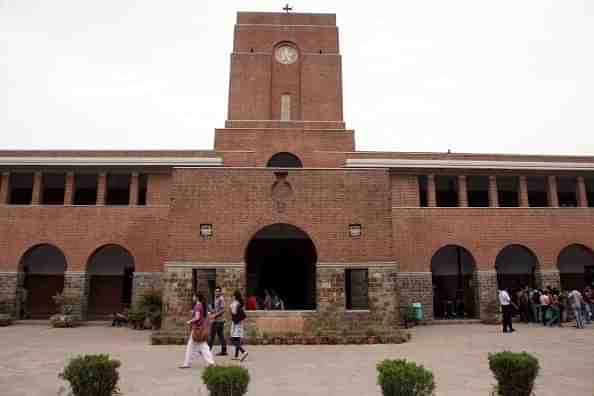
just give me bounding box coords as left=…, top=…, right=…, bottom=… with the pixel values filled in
left=202, top=365, right=250, bottom=396
left=488, top=351, right=539, bottom=396
left=59, top=354, right=121, bottom=396
left=377, top=359, right=435, bottom=396
left=52, top=292, right=80, bottom=315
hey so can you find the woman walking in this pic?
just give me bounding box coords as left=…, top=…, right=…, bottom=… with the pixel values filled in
left=180, top=293, right=214, bottom=368
left=230, top=290, right=248, bottom=362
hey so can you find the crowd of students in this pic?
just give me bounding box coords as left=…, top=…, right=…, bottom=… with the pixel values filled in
left=499, top=284, right=593, bottom=332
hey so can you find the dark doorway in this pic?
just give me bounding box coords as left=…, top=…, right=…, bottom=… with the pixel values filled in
left=431, top=245, right=477, bottom=319
left=558, top=244, right=594, bottom=290
left=19, top=244, right=67, bottom=319
left=87, top=245, right=134, bottom=319
left=495, top=244, right=537, bottom=292
left=246, top=224, right=316, bottom=310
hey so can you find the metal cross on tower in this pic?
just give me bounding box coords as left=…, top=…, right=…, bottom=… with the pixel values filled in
left=283, top=4, right=293, bottom=13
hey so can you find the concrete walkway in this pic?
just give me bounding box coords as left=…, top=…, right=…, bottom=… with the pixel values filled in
left=1, top=322, right=593, bottom=395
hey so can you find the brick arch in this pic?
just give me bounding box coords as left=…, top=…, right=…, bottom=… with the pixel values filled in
left=495, top=244, right=539, bottom=290
left=266, top=152, right=303, bottom=168
left=557, top=243, right=594, bottom=290
left=18, top=243, right=68, bottom=319
left=245, top=223, right=317, bottom=310
left=430, top=245, right=478, bottom=319
left=86, top=244, right=135, bottom=319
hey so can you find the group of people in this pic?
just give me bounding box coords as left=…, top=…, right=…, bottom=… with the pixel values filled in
left=499, top=285, right=593, bottom=332
left=245, top=289, right=285, bottom=311
left=180, top=286, right=249, bottom=368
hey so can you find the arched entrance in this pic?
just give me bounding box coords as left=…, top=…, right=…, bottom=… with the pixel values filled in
left=19, top=244, right=67, bottom=319
left=87, top=245, right=134, bottom=319
left=266, top=152, right=303, bottom=168
left=431, top=245, right=477, bottom=319
left=495, top=244, right=538, bottom=291
left=558, top=244, right=594, bottom=290
left=245, top=223, right=316, bottom=310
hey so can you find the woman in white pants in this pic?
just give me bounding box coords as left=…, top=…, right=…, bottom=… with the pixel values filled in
left=180, top=293, right=214, bottom=368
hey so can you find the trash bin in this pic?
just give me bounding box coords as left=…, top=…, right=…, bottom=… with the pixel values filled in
left=412, top=302, right=424, bottom=321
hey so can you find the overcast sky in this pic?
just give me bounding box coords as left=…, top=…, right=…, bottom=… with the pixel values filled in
left=1, top=1, right=593, bottom=155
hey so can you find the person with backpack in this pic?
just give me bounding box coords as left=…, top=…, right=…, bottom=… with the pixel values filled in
left=180, top=293, right=214, bottom=368
left=531, top=288, right=542, bottom=323
left=230, top=290, right=248, bottom=361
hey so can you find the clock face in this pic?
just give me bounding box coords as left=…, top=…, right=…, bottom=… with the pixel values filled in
left=275, top=46, right=298, bottom=64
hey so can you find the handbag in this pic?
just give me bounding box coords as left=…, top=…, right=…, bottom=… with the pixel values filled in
left=191, top=318, right=210, bottom=343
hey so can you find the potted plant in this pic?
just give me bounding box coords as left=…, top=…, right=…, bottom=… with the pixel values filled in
left=139, top=288, right=162, bottom=330
left=482, top=298, right=501, bottom=325
left=366, top=327, right=379, bottom=344
left=50, top=293, right=80, bottom=328
left=127, top=305, right=146, bottom=330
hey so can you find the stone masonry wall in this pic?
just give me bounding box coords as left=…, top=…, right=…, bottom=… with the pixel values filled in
left=0, top=272, right=17, bottom=317
left=64, top=272, right=88, bottom=320
left=536, top=270, right=561, bottom=290
left=161, top=267, right=193, bottom=332
left=132, top=272, right=163, bottom=307
left=397, top=272, right=433, bottom=321
left=476, top=271, right=498, bottom=320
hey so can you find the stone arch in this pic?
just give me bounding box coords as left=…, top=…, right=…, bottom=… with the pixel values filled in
left=557, top=244, right=594, bottom=290
left=245, top=223, right=317, bottom=310
left=86, top=244, right=135, bottom=319
left=18, top=243, right=67, bottom=319
left=495, top=244, right=539, bottom=291
left=430, top=245, right=478, bottom=319
left=266, top=152, right=303, bottom=168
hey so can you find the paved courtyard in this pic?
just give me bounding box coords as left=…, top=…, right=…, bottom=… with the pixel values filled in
left=1, top=322, right=593, bottom=396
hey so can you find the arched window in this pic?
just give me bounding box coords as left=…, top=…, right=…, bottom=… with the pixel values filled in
left=266, top=152, right=303, bottom=168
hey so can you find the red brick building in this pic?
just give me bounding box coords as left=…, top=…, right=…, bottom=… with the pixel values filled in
left=1, top=12, right=594, bottom=335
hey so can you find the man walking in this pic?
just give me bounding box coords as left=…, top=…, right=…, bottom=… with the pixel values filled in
left=568, top=289, right=584, bottom=329
left=499, top=287, right=515, bottom=333
left=208, top=286, right=228, bottom=356
left=540, top=290, right=551, bottom=326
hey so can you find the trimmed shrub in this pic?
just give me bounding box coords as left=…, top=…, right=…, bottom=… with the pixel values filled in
left=50, top=314, right=78, bottom=328
left=377, top=359, right=435, bottom=396
left=488, top=351, right=539, bottom=396
left=202, top=365, right=250, bottom=396
left=59, top=354, right=121, bottom=396
left=139, top=288, right=163, bottom=329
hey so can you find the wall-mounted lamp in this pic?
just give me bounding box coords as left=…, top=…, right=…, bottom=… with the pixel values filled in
left=349, top=224, right=362, bottom=238
left=200, top=224, right=213, bottom=239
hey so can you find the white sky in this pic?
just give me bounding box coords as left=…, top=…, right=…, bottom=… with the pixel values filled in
left=1, top=1, right=594, bottom=155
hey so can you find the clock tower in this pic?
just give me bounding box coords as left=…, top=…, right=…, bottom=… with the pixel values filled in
left=214, top=12, right=355, bottom=167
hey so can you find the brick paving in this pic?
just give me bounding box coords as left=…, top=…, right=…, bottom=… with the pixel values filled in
left=1, top=322, right=593, bottom=396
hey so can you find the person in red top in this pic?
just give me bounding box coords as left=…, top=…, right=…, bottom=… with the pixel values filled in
left=180, top=293, right=214, bottom=368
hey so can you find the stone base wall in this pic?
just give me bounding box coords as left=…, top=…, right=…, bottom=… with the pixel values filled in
left=536, top=270, right=561, bottom=290
left=156, top=263, right=401, bottom=344
left=132, top=272, right=163, bottom=307
left=0, top=272, right=18, bottom=317
left=64, top=272, right=88, bottom=320
left=397, top=272, right=433, bottom=321
left=476, top=271, right=498, bottom=321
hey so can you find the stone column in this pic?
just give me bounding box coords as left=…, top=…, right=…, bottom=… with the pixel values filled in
left=316, top=266, right=346, bottom=333
left=131, top=272, right=163, bottom=307
left=96, top=172, right=107, bottom=205
left=535, top=269, right=561, bottom=290
left=0, top=172, right=9, bottom=204
left=63, top=272, right=88, bottom=320
left=396, top=272, right=433, bottom=321
left=475, top=270, right=498, bottom=321
left=427, top=174, right=437, bottom=207
left=63, top=172, right=75, bottom=205
left=129, top=172, right=139, bottom=206
left=457, top=175, right=468, bottom=207
left=488, top=175, right=498, bottom=207
left=548, top=176, right=559, bottom=207
left=577, top=176, right=588, bottom=208
left=368, top=266, right=399, bottom=330
left=0, top=271, right=18, bottom=318
left=161, top=266, right=194, bottom=333
left=519, top=176, right=529, bottom=207
left=31, top=171, right=42, bottom=205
